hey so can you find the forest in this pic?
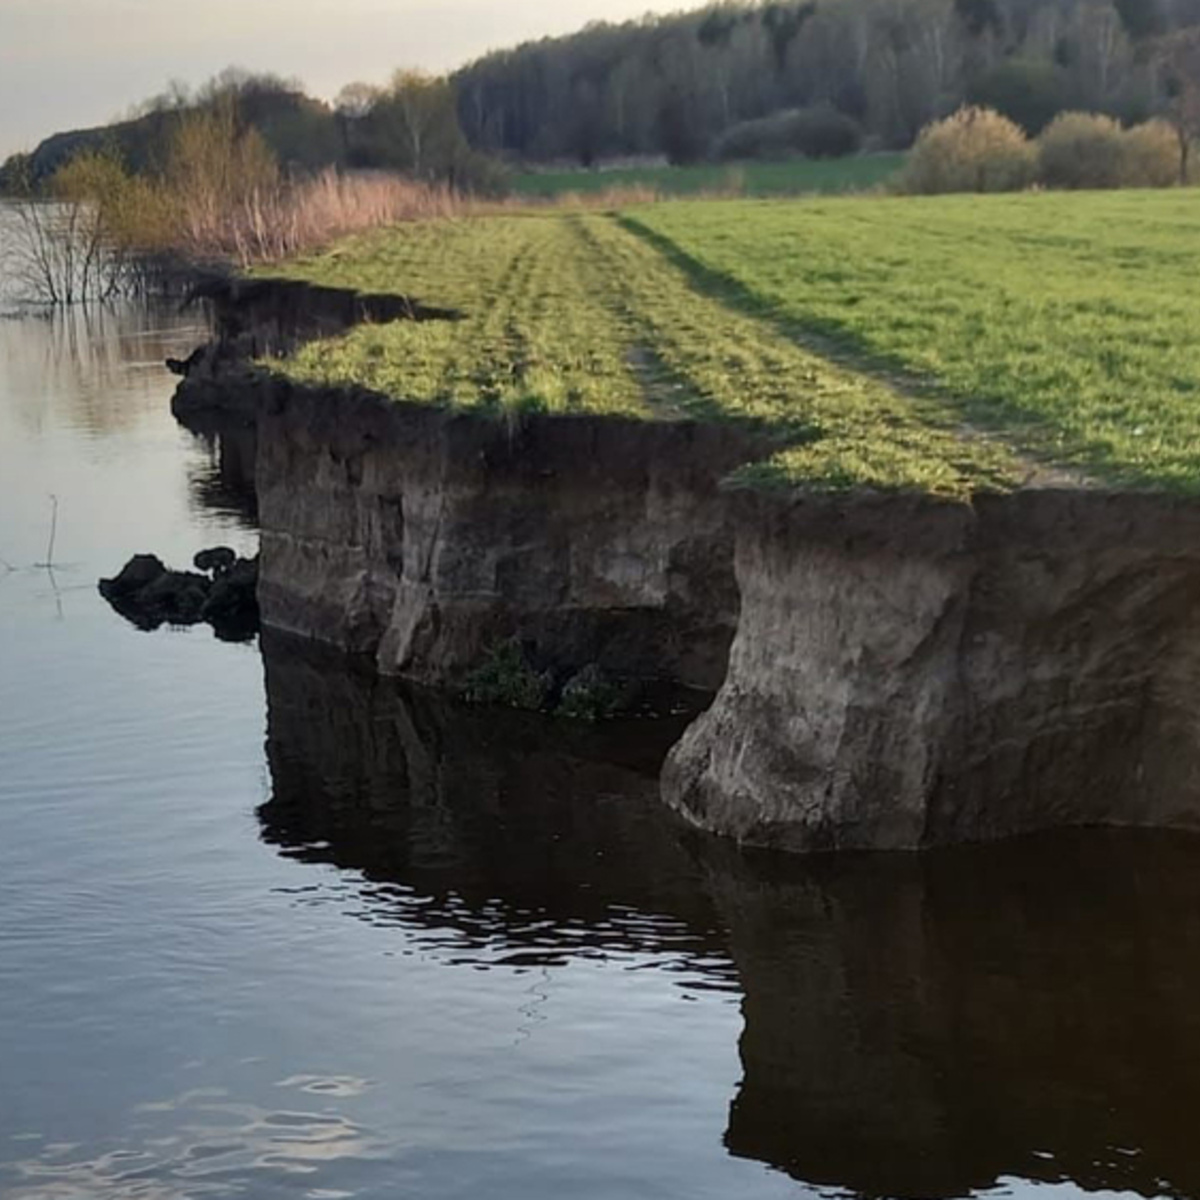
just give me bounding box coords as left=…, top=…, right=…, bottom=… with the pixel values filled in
left=453, top=0, right=1200, bottom=161
left=3, top=0, right=1199, bottom=192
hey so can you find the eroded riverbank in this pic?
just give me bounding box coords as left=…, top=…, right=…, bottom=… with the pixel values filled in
left=174, top=289, right=1200, bottom=852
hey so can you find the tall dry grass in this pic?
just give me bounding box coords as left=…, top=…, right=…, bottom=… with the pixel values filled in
left=34, top=97, right=677, bottom=291
left=207, top=176, right=672, bottom=265
left=190, top=170, right=465, bottom=265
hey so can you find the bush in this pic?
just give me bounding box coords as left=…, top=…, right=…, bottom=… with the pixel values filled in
left=1037, top=112, right=1128, bottom=189
left=463, top=640, right=551, bottom=710
left=0, top=151, right=32, bottom=196
left=713, top=105, right=863, bottom=161
left=555, top=665, right=622, bottom=721
left=53, top=148, right=175, bottom=251
left=900, top=106, right=1036, bottom=194
left=1036, top=112, right=1182, bottom=189
left=1121, top=119, right=1182, bottom=187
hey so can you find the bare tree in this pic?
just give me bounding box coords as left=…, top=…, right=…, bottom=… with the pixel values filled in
left=1157, top=26, right=1200, bottom=181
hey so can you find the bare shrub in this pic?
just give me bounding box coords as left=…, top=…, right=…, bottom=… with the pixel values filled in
left=4, top=196, right=125, bottom=304
left=1121, top=119, right=1183, bottom=187
left=165, top=102, right=281, bottom=255
left=1037, top=112, right=1128, bottom=189
left=900, top=107, right=1036, bottom=194
left=4, top=201, right=91, bottom=303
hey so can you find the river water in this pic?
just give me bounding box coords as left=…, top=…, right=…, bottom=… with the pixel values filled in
left=5, top=275, right=1200, bottom=1199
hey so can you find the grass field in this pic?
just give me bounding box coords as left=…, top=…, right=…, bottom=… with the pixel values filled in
left=509, top=155, right=905, bottom=198
left=630, top=192, right=1200, bottom=489
left=269, top=189, right=1200, bottom=495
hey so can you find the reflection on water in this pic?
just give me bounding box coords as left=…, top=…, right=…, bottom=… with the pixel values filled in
left=5, top=289, right=1200, bottom=1200
left=714, top=835, right=1200, bottom=1199
left=258, top=632, right=732, bottom=977
left=184, top=420, right=258, bottom=528
left=5, top=1081, right=382, bottom=1200
left=0, top=302, right=209, bottom=438
left=258, top=633, right=1200, bottom=1200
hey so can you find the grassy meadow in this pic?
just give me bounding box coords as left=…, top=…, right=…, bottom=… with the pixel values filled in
left=632, top=191, right=1200, bottom=490
left=270, top=188, right=1200, bottom=496
left=508, top=154, right=905, bottom=198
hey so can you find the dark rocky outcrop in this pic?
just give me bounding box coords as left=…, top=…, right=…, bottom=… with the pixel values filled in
left=99, top=548, right=260, bottom=641
left=193, top=546, right=238, bottom=575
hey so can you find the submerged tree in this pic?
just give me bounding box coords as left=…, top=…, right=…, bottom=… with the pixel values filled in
left=3, top=150, right=133, bottom=304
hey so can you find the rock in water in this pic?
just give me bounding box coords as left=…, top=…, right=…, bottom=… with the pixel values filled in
left=201, top=556, right=260, bottom=641
left=194, top=546, right=238, bottom=576
left=98, top=554, right=168, bottom=600
left=138, top=570, right=212, bottom=623
left=99, top=551, right=259, bottom=640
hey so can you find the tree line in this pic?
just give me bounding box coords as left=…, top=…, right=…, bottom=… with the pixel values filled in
left=0, top=68, right=499, bottom=195
left=3, top=0, right=1199, bottom=196
left=453, top=0, right=1200, bottom=163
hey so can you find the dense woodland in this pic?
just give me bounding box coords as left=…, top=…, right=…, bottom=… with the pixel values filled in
left=454, top=0, right=1200, bottom=161
left=3, top=0, right=1200, bottom=191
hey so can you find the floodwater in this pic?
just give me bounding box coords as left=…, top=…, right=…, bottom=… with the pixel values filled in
left=5, top=275, right=1200, bottom=1200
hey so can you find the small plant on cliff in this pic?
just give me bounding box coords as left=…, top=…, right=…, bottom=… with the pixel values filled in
left=462, top=640, right=551, bottom=710
left=555, top=665, right=623, bottom=721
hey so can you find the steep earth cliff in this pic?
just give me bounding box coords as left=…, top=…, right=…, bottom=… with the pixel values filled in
left=663, top=489, right=1200, bottom=850
left=253, top=375, right=752, bottom=695
left=173, top=284, right=1200, bottom=853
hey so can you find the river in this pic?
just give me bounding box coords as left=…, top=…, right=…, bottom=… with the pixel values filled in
left=4, top=255, right=1200, bottom=1199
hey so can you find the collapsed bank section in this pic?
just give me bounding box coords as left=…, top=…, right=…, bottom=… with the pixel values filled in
left=176, top=196, right=1200, bottom=851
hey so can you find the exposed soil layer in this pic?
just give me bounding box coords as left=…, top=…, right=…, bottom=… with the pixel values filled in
left=664, top=489, right=1200, bottom=850
left=252, top=373, right=756, bottom=695
left=184, top=272, right=461, bottom=352
left=171, top=278, right=1200, bottom=852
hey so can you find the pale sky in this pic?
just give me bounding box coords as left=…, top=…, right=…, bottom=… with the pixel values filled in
left=0, top=0, right=700, bottom=158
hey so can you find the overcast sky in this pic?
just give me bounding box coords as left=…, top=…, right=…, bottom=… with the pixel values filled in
left=0, top=0, right=699, bottom=158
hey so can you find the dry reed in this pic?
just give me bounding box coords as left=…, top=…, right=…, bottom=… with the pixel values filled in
left=182, top=174, right=672, bottom=266
left=180, top=170, right=464, bottom=265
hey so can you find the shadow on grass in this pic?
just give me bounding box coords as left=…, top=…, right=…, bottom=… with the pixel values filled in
left=614, top=212, right=1128, bottom=490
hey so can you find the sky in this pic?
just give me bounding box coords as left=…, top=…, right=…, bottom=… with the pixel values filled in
left=0, top=0, right=699, bottom=158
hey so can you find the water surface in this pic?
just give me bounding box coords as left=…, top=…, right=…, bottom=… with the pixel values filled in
left=3, top=280, right=1200, bottom=1200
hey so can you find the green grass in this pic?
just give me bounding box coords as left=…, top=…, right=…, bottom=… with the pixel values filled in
left=273, top=216, right=646, bottom=417
left=265, top=189, right=1200, bottom=496
left=509, top=155, right=905, bottom=199
left=271, top=209, right=1019, bottom=495
left=631, top=191, right=1200, bottom=491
